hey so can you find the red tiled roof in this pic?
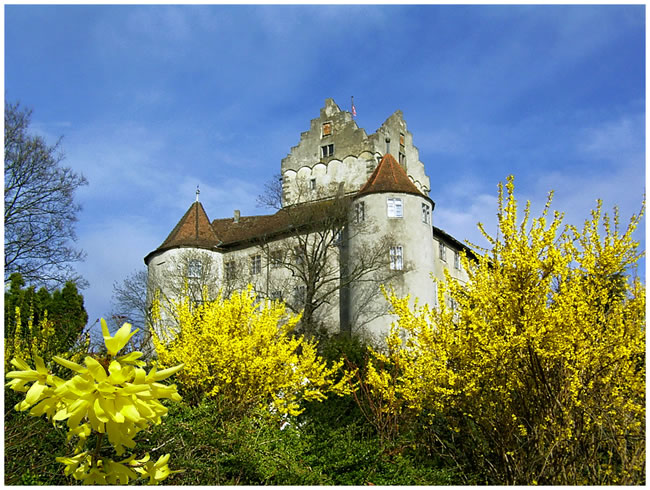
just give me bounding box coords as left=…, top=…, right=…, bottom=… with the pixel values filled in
left=145, top=198, right=348, bottom=264
left=158, top=201, right=220, bottom=250
left=213, top=198, right=350, bottom=247
left=357, top=153, right=424, bottom=197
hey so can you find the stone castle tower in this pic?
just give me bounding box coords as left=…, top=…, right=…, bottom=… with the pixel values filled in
left=281, top=98, right=430, bottom=206
left=145, top=98, right=470, bottom=339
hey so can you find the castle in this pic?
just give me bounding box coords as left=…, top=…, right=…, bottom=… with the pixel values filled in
left=144, top=99, right=472, bottom=339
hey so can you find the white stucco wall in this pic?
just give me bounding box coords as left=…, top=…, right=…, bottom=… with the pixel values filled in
left=347, top=192, right=436, bottom=339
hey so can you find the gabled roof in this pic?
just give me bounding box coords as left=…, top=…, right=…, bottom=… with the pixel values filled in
left=213, top=197, right=350, bottom=248
left=145, top=201, right=220, bottom=263
left=145, top=197, right=349, bottom=264
left=357, top=153, right=425, bottom=198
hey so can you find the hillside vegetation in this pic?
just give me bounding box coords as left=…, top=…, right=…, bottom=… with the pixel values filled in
left=5, top=180, right=645, bottom=485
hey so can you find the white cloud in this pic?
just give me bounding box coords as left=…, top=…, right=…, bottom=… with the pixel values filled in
left=76, top=215, right=160, bottom=330
left=169, top=175, right=263, bottom=218
left=417, top=128, right=467, bottom=156
left=578, top=113, right=644, bottom=164
left=433, top=178, right=500, bottom=252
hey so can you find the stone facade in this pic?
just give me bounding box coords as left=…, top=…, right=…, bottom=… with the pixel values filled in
left=145, top=98, right=471, bottom=340
left=281, top=98, right=430, bottom=207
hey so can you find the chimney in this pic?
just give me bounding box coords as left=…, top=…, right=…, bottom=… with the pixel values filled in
left=233, top=210, right=240, bottom=223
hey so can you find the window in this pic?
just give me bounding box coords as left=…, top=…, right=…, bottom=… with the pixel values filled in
left=294, top=285, right=307, bottom=304
left=387, top=197, right=403, bottom=218
left=390, top=246, right=403, bottom=270
left=432, top=280, right=439, bottom=308
left=187, top=259, right=202, bottom=279
left=454, top=251, right=461, bottom=270
left=399, top=132, right=405, bottom=148
left=251, top=254, right=262, bottom=275
left=270, top=290, right=283, bottom=301
left=225, top=262, right=236, bottom=282
left=294, top=246, right=305, bottom=265
left=439, top=241, right=446, bottom=262
left=422, top=203, right=431, bottom=224
left=271, top=250, right=283, bottom=268
left=321, top=144, right=334, bottom=158
left=322, top=121, right=332, bottom=137
left=399, top=152, right=406, bottom=166
left=309, top=178, right=316, bottom=190
left=450, top=298, right=458, bottom=312
left=355, top=201, right=365, bottom=223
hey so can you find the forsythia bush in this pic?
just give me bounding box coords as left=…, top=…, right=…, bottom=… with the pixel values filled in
left=366, top=176, right=645, bottom=484
left=5, top=306, right=56, bottom=370
left=4, top=273, right=89, bottom=370
left=6, top=320, right=184, bottom=485
left=5, top=306, right=89, bottom=372
left=152, top=286, right=354, bottom=415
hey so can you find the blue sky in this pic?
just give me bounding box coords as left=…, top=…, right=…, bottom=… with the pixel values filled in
left=5, top=5, right=646, bottom=332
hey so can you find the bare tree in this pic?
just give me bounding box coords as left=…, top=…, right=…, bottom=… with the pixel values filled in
left=4, top=102, right=88, bottom=288
left=113, top=250, right=221, bottom=354
left=257, top=176, right=406, bottom=336
left=111, top=269, right=150, bottom=329
left=147, top=249, right=221, bottom=327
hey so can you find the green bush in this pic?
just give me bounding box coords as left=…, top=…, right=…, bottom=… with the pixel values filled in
left=4, top=327, right=474, bottom=485
left=139, top=399, right=325, bottom=485
left=4, top=389, right=76, bottom=486
left=137, top=397, right=468, bottom=485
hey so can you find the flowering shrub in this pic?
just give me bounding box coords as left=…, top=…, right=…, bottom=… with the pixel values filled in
left=152, top=286, right=354, bottom=416
left=365, top=177, right=645, bottom=484
left=6, top=320, right=184, bottom=485
left=5, top=306, right=55, bottom=369
left=5, top=305, right=89, bottom=372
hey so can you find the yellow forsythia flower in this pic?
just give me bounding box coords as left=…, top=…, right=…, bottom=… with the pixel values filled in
left=364, top=177, right=645, bottom=485
left=152, top=286, right=354, bottom=415
left=6, top=321, right=184, bottom=485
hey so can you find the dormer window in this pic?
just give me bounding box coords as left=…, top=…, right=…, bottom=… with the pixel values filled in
left=322, top=122, right=332, bottom=137
left=321, top=144, right=334, bottom=158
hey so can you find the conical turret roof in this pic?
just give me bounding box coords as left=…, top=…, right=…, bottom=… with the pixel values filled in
left=145, top=201, right=220, bottom=263
left=357, top=153, right=425, bottom=198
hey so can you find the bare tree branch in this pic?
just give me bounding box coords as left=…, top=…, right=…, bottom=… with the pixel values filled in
left=256, top=176, right=406, bottom=336
left=4, top=102, right=88, bottom=289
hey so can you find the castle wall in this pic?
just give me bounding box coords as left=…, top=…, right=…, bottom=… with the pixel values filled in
left=147, top=247, right=224, bottom=329
left=281, top=99, right=431, bottom=206
left=146, top=98, right=472, bottom=345
left=217, top=235, right=342, bottom=332
left=347, top=192, right=436, bottom=339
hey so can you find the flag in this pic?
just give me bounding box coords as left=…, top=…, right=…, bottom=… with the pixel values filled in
left=351, top=96, right=357, bottom=118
